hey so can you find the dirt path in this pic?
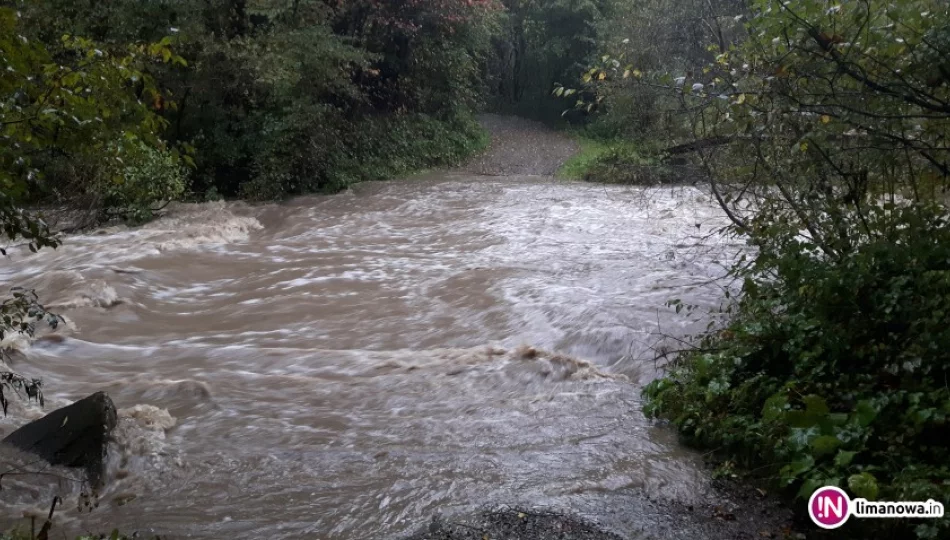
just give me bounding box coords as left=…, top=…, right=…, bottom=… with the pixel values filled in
left=459, top=114, right=579, bottom=176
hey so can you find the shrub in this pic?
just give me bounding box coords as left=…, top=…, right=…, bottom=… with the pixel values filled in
left=484, top=0, right=621, bottom=123
left=581, top=144, right=677, bottom=185
left=99, top=141, right=188, bottom=223
left=644, top=204, right=950, bottom=539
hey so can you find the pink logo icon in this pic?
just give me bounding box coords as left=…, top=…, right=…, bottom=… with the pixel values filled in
left=808, top=486, right=851, bottom=529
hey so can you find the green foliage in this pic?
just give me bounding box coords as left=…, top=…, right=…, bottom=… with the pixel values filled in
left=556, top=137, right=673, bottom=184
left=485, top=0, right=621, bottom=122
left=1, top=6, right=188, bottom=219
left=554, top=0, right=745, bottom=136
left=100, top=141, right=188, bottom=223
left=581, top=144, right=673, bottom=185
left=9, top=0, right=497, bottom=204
left=330, top=112, right=489, bottom=185
left=240, top=111, right=488, bottom=199
left=556, top=136, right=611, bottom=179
left=644, top=204, right=950, bottom=539
left=0, top=288, right=61, bottom=342
left=180, top=20, right=375, bottom=198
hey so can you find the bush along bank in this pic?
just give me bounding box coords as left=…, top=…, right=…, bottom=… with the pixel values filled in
left=555, top=135, right=692, bottom=186
left=3, top=1, right=501, bottom=227
left=644, top=204, right=950, bottom=539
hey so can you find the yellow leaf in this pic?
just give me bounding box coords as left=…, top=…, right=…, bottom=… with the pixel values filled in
left=582, top=73, right=592, bottom=83
left=800, top=142, right=809, bottom=152
left=518, top=512, right=526, bottom=519
left=623, top=69, right=631, bottom=79
left=820, top=115, right=831, bottom=124
left=736, top=94, right=746, bottom=104
left=597, top=71, right=606, bottom=80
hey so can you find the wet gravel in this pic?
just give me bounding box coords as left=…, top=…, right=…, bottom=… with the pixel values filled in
left=399, top=490, right=798, bottom=540
left=459, top=114, right=579, bottom=176
left=404, top=508, right=626, bottom=540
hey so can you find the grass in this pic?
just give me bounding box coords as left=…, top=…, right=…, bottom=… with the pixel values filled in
left=556, top=136, right=612, bottom=179
left=556, top=135, right=645, bottom=181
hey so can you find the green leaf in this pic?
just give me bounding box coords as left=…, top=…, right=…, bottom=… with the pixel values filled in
left=854, top=400, right=877, bottom=427
left=762, top=393, right=788, bottom=421
left=797, top=477, right=824, bottom=500
left=811, top=435, right=842, bottom=456
left=803, top=395, right=829, bottom=417
left=783, top=454, right=815, bottom=481
left=848, top=472, right=879, bottom=500
left=828, top=413, right=849, bottom=426
left=786, top=410, right=816, bottom=428
left=834, top=450, right=857, bottom=467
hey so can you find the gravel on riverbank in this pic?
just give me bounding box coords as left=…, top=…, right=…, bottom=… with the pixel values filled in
left=403, top=508, right=625, bottom=540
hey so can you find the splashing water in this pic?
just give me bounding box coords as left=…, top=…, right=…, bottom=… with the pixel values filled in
left=0, top=172, right=743, bottom=539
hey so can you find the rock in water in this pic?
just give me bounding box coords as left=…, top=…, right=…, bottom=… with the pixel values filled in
left=2, top=391, right=117, bottom=487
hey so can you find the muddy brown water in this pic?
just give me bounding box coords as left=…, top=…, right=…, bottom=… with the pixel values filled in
left=0, top=118, right=750, bottom=539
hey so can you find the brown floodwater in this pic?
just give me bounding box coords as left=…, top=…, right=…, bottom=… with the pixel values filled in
left=0, top=169, right=743, bottom=539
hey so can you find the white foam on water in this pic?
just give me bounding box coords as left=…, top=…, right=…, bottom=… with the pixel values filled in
left=0, top=177, right=739, bottom=539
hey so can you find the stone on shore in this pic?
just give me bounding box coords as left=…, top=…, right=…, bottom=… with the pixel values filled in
left=3, top=391, right=117, bottom=487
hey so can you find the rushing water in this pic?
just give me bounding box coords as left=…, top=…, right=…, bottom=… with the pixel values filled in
left=0, top=171, right=742, bottom=539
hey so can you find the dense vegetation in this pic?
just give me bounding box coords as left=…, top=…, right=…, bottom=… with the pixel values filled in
left=4, top=0, right=502, bottom=215
left=5, top=0, right=950, bottom=538
left=484, top=0, right=622, bottom=120
left=558, top=0, right=950, bottom=537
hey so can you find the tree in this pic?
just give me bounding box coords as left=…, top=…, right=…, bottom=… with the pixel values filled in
left=585, top=2, right=950, bottom=537
left=2, top=7, right=189, bottom=223
left=574, top=0, right=950, bottom=256
left=2, top=5, right=187, bottom=370
left=483, top=0, right=620, bottom=120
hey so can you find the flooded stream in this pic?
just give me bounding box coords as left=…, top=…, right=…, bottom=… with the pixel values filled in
left=0, top=122, right=747, bottom=539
